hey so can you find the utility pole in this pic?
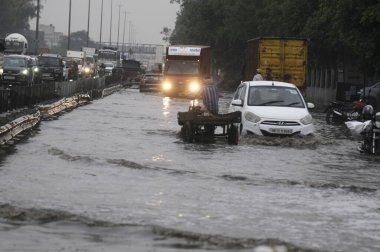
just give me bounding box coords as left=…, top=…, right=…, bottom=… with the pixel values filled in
left=35, top=0, right=40, bottom=53
left=117, top=4, right=123, bottom=50
left=68, top=0, right=72, bottom=50
left=122, top=11, right=127, bottom=55
left=87, top=0, right=91, bottom=47
left=99, top=0, right=103, bottom=49
left=109, top=0, right=113, bottom=46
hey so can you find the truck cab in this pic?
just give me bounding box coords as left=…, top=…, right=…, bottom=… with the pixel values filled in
left=162, top=45, right=211, bottom=98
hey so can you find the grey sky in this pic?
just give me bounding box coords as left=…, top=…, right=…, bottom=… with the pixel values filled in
left=29, top=0, right=179, bottom=45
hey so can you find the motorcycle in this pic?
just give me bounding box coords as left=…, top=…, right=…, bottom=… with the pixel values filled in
left=325, top=100, right=367, bottom=124
left=345, top=106, right=380, bottom=154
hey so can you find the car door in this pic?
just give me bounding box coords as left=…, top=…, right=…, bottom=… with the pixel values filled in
left=229, top=83, right=247, bottom=113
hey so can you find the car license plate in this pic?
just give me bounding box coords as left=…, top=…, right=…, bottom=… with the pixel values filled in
left=43, top=73, right=51, bottom=77
left=3, top=76, right=15, bottom=80
left=269, top=128, right=293, bottom=134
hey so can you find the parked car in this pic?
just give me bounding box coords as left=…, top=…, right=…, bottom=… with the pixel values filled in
left=358, top=81, right=380, bottom=109
left=229, top=81, right=315, bottom=136
left=139, top=73, right=163, bottom=92
left=1, top=54, right=34, bottom=86
left=38, top=53, right=65, bottom=82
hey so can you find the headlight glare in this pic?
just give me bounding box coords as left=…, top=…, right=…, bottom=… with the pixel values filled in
left=245, top=111, right=261, bottom=123
left=22, top=69, right=28, bottom=75
left=34, top=68, right=39, bottom=73
left=162, top=81, right=172, bottom=91
left=300, top=114, right=313, bottom=125
left=0, top=69, right=3, bottom=75
left=189, top=82, right=200, bottom=93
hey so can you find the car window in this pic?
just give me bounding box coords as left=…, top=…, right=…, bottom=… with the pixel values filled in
left=248, top=86, right=305, bottom=108
left=233, top=85, right=245, bottom=100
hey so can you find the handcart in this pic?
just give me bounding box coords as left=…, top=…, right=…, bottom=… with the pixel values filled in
left=177, top=105, right=241, bottom=145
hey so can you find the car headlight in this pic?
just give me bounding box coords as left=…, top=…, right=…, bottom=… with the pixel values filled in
left=0, top=69, right=3, bottom=75
left=34, top=67, right=39, bottom=73
left=162, top=81, right=172, bottom=91
left=84, top=67, right=90, bottom=73
left=189, top=82, right=201, bottom=93
left=245, top=111, right=261, bottom=123
left=22, top=69, right=29, bottom=75
left=300, top=114, right=313, bottom=125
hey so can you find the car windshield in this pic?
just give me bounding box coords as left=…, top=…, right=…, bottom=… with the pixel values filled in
left=38, top=57, right=61, bottom=66
left=248, top=86, right=305, bottom=108
left=104, top=63, right=114, bottom=67
left=4, top=57, right=27, bottom=67
left=165, top=60, right=199, bottom=75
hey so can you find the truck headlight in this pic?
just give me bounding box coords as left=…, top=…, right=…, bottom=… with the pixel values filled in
left=300, top=114, right=313, bottom=125
left=84, top=67, right=90, bottom=73
left=22, top=69, right=29, bottom=75
left=189, top=82, right=201, bottom=93
left=162, top=81, right=172, bottom=91
left=245, top=111, right=261, bottom=123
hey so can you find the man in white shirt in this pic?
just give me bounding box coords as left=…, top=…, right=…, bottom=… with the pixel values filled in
left=253, top=68, right=263, bottom=81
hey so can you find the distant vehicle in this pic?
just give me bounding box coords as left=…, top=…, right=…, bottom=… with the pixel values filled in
left=38, top=53, right=65, bottom=82
left=228, top=81, right=315, bottom=136
left=4, top=33, right=28, bottom=55
left=162, top=45, right=212, bottom=98
left=358, top=81, right=380, bottom=109
left=244, top=37, right=308, bottom=89
left=63, top=58, right=79, bottom=80
left=139, top=73, right=163, bottom=92
left=98, top=48, right=120, bottom=68
left=1, top=54, right=34, bottom=86
left=103, top=62, right=114, bottom=76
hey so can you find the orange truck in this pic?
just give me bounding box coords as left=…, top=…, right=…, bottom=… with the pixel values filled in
left=162, top=45, right=211, bottom=97
left=244, top=37, right=308, bottom=88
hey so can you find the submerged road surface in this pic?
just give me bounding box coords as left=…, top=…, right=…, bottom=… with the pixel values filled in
left=0, top=88, right=379, bottom=252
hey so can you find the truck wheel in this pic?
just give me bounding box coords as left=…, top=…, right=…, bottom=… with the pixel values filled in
left=228, top=125, right=239, bottom=145
left=182, top=121, right=194, bottom=143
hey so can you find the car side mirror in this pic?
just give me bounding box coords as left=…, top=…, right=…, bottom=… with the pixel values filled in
left=231, top=99, right=243, bottom=107
left=307, top=102, right=315, bottom=109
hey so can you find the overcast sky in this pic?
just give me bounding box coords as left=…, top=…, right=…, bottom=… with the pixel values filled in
left=29, top=0, right=180, bottom=45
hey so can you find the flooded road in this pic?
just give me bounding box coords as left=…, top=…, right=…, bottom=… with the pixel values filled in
left=0, top=88, right=379, bottom=252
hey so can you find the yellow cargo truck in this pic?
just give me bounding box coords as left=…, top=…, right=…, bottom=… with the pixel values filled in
left=244, top=37, right=308, bottom=88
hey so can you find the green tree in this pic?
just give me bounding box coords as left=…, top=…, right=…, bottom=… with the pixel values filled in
left=0, top=0, right=39, bottom=37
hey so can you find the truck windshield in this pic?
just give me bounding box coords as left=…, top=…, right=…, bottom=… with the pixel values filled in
left=38, top=57, right=61, bottom=66
left=5, top=41, right=24, bottom=53
left=4, top=57, right=26, bottom=67
left=165, top=61, right=199, bottom=75
left=98, top=51, right=117, bottom=61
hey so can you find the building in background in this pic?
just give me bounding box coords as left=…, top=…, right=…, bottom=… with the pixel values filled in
left=39, top=24, right=63, bottom=48
left=122, top=44, right=164, bottom=72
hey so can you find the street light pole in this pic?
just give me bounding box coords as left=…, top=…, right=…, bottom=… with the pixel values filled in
left=109, top=0, right=113, bottom=46
left=87, top=0, right=91, bottom=47
left=35, top=0, right=40, bottom=53
left=99, top=0, right=103, bottom=48
left=68, top=0, right=72, bottom=50
left=117, top=4, right=123, bottom=51
left=122, top=11, right=127, bottom=56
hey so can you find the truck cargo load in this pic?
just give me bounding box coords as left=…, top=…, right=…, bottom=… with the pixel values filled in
left=162, top=45, right=212, bottom=98
left=244, top=37, right=308, bottom=88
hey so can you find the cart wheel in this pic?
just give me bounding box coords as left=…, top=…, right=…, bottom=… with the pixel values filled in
left=182, top=121, right=194, bottom=143
left=228, top=125, right=239, bottom=145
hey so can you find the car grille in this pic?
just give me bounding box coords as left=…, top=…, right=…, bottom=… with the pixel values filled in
left=261, top=121, right=300, bottom=126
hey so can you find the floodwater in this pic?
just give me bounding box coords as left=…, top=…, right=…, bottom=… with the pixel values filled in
left=0, top=88, right=379, bottom=252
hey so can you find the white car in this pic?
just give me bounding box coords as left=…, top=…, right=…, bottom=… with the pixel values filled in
left=229, top=81, right=315, bottom=136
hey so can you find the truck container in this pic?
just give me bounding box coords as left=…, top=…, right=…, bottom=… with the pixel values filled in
left=4, top=33, right=28, bottom=55
left=162, top=45, right=211, bottom=97
left=244, top=37, right=308, bottom=88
